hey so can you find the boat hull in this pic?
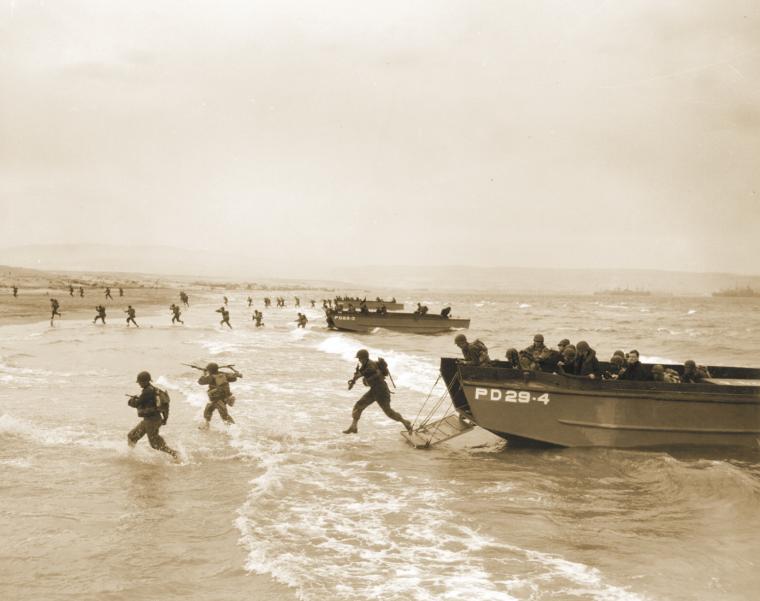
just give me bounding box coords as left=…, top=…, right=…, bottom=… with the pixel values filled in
left=441, top=359, right=760, bottom=449
left=330, top=313, right=469, bottom=334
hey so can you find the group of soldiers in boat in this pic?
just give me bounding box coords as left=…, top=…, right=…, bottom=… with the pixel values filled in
left=454, top=333, right=711, bottom=384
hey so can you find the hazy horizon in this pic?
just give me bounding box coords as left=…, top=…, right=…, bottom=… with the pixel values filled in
left=2, top=1, right=759, bottom=274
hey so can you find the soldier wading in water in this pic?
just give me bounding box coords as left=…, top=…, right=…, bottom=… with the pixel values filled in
left=343, top=349, right=413, bottom=435
left=197, top=362, right=242, bottom=428
left=127, top=371, right=177, bottom=459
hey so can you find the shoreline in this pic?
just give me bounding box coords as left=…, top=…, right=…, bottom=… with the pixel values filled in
left=0, top=287, right=188, bottom=327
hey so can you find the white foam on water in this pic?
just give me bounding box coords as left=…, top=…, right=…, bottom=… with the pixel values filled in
left=0, top=413, right=123, bottom=452
left=0, top=457, right=33, bottom=469
left=687, top=309, right=697, bottom=315
left=640, top=354, right=678, bottom=365
left=518, top=303, right=531, bottom=309
left=316, top=335, right=439, bottom=394
left=235, top=449, right=646, bottom=601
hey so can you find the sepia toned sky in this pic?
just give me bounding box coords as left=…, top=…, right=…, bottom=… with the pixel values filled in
left=1, top=0, right=759, bottom=274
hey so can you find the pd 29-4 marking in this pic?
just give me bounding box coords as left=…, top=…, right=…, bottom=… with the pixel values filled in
left=474, top=388, right=550, bottom=405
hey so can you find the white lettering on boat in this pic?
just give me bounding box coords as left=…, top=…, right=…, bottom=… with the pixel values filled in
left=473, top=387, right=550, bottom=405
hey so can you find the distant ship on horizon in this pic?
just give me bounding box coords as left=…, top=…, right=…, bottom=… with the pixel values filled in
left=712, top=285, right=759, bottom=298
left=593, top=287, right=651, bottom=297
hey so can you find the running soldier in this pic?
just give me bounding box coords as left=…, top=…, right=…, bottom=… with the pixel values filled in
left=127, top=371, right=177, bottom=459
left=253, top=310, right=264, bottom=327
left=247, top=296, right=253, bottom=307
left=296, top=313, right=308, bottom=328
left=343, top=349, right=412, bottom=435
left=125, top=305, right=139, bottom=327
left=170, top=303, right=184, bottom=324
left=12, top=285, right=18, bottom=297
left=216, top=306, right=232, bottom=329
left=50, top=298, right=61, bottom=325
left=68, top=285, right=74, bottom=297
left=94, top=305, right=107, bottom=324
left=105, top=287, right=113, bottom=300
left=197, top=362, right=241, bottom=428
left=79, top=286, right=84, bottom=298
left=119, top=287, right=124, bottom=297
left=180, top=291, right=189, bottom=307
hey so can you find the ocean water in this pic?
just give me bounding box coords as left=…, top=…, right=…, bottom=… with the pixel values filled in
left=1, top=292, right=759, bottom=601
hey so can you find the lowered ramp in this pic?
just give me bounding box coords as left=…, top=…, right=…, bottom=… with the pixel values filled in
left=401, top=413, right=475, bottom=449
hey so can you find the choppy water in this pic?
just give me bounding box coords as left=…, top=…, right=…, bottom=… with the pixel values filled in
left=1, top=292, right=759, bottom=601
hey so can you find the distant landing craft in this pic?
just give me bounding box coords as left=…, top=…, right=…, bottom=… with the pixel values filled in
left=327, top=311, right=469, bottom=334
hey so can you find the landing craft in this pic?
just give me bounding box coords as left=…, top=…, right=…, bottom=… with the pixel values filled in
left=327, top=311, right=470, bottom=334
left=334, top=299, right=404, bottom=311
left=429, top=358, right=760, bottom=449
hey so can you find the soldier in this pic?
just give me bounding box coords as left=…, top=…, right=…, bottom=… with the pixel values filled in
left=197, top=362, right=241, bottom=428
left=603, top=354, right=625, bottom=379
left=295, top=296, right=300, bottom=307
left=170, top=303, right=184, bottom=324
left=296, top=313, right=308, bottom=328
left=247, top=296, right=253, bottom=307
left=93, top=305, right=107, bottom=325
left=12, top=285, right=18, bottom=297
left=119, top=287, right=124, bottom=297
left=216, top=306, right=232, bottom=329
left=253, top=310, right=264, bottom=327
left=105, top=287, right=113, bottom=300
left=223, top=296, right=228, bottom=306
left=558, top=346, right=578, bottom=374
left=557, top=339, right=571, bottom=354
left=618, top=350, right=651, bottom=381
left=310, top=299, right=316, bottom=308
left=68, top=285, right=74, bottom=297
left=125, top=305, right=139, bottom=327
left=50, top=298, right=61, bottom=325
left=264, top=297, right=271, bottom=308
left=652, top=364, right=681, bottom=383
left=440, top=306, right=451, bottom=318
left=682, top=360, right=711, bottom=383
left=572, top=341, right=600, bottom=378
left=127, top=371, right=177, bottom=459
left=343, top=349, right=412, bottom=435
left=519, top=334, right=548, bottom=370
left=505, top=347, right=520, bottom=368
left=454, top=334, right=491, bottom=366
left=180, top=291, right=189, bottom=307
left=79, top=286, right=84, bottom=298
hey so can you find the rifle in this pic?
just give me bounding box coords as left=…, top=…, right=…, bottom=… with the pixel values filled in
left=347, top=364, right=361, bottom=390
left=182, top=363, right=239, bottom=373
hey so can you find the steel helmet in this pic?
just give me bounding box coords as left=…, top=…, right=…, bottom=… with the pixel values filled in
left=136, top=371, right=152, bottom=384
left=206, top=362, right=219, bottom=373
left=454, top=334, right=467, bottom=345
left=355, top=349, right=369, bottom=361
left=533, top=334, right=544, bottom=343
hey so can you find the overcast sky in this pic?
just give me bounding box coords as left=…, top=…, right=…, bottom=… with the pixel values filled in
left=1, top=0, right=758, bottom=274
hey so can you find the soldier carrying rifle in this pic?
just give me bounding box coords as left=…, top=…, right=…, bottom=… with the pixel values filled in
left=185, top=362, right=242, bottom=428
left=343, top=349, right=412, bottom=435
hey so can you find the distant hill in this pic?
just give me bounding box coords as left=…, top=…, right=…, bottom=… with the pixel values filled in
left=1, top=245, right=758, bottom=295
left=0, top=244, right=247, bottom=278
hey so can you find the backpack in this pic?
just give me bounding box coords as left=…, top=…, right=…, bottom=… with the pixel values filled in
left=154, top=386, right=171, bottom=420
left=377, top=357, right=390, bottom=377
